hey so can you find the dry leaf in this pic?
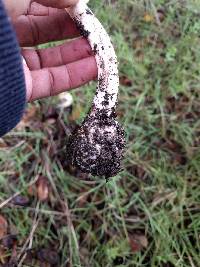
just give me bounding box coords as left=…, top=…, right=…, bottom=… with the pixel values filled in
left=11, top=195, right=30, bottom=207
left=0, top=215, right=8, bottom=239
left=143, top=13, right=154, bottom=23
left=36, top=248, right=60, bottom=265
left=0, top=139, right=8, bottom=149
left=69, top=105, right=83, bottom=121
left=173, top=153, right=187, bottom=165
left=129, top=234, right=148, bottom=253
left=23, top=105, right=37, bottom=123
left=78, top=194, right=89, bottom=208
left=157, top=8, right=165, bottom=22
left=119, top=75, right=133, bottom=87
left=2, top=235, right=17, bottom=249
left=36, top=176, right=49, bottom=202
left=27, top=184, right=37, bottom=197
left=16, top=105, right=37, bottom=131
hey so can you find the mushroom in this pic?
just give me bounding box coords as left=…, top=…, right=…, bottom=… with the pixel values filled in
left=65, top=0, right=125, bottom=178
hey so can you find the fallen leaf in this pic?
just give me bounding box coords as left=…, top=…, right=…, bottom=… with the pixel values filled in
left=119, top=75, right=133, bottom=87
left=0, top=215, right=8, bottom=239
left=69, top=105, right=83, bottom=121
left=78, top=194, right=89, bottom=208
left=36, top=176, right=49, bottom=202
left=11, top=195, right=30, bottom=207
left=129, top=234, right=148, bottom=253
left=157, top=8, right=165, bottom=22
left=0, top=139, right=8, bottom=149
left=22, top=105, right=38, bottom=123
left=143, top=13, right=154, bottom=23
left=36, top=248, right=60, bottom=265
left=1, top=235, right=17, bottom=249
left=163, top=139, right=182, bottom=151
left=173, top=153, right=187, bottom=165
left=127, top=164, right=148, bottom=180
left=27, top=184, right=37, bottom=197
left=16, top=105, right=38, bottom=131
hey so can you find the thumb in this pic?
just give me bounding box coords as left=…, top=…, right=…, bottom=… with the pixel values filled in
left=34, top=0, right=79, bottom=9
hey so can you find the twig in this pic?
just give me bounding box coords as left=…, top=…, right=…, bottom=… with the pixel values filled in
left=188, top=255, right=196, bottom=267
left=17, top=201, right=40, bottom=267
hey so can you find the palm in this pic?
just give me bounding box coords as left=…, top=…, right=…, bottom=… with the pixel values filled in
left=13, top=2, right=97, bottom=101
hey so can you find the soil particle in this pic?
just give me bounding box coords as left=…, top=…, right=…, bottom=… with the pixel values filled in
left=75, top=20, right=90, bottom=38
left=66, top=109, right=125, bottom=178
left=101, top=92, right=111, bottom=107
left=93, top=43, right=98, bottom=55
left=100, top=60, right=105, bottom=69
left=98, top=74, right=107, bottom=92
left=86, top=8, right=93, bottom=15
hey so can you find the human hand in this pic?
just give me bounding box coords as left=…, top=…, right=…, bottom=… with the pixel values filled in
left=4, top=0, right=97, bottom=101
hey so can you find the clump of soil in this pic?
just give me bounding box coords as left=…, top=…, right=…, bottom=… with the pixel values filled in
left=66, top=109, right=125, bottom=178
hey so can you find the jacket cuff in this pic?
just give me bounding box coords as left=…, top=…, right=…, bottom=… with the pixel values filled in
left=0, top=0, right=26, bottom=137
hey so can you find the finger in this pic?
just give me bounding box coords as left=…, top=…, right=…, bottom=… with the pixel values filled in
left=3, top=0, right=31, bottom=20
left=22, top=38, right=92, bottom=70
left=14, top=10, right=79, bottom=46
left=29, top=56, right=97, bottom=101
left=28, top=2, right=55, bottom=16
left=34, top=0, right=79, bottom=9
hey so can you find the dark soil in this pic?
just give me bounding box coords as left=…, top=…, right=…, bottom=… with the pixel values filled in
left=66, top=109, right=125, bottom=178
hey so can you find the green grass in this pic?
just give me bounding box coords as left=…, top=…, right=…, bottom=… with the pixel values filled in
left=1, top=0, right=200, bottom=266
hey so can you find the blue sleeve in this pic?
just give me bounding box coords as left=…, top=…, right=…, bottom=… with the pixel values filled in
left=0, top=0, right=26, bottom=137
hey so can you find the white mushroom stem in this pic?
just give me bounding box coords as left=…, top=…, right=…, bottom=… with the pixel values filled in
left=65, top=0, right=125, bottom=178
left=66, top=0, right=119, bottom=117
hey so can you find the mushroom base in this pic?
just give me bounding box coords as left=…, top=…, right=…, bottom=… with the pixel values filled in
left=66, top=110, right=125, bottom=178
